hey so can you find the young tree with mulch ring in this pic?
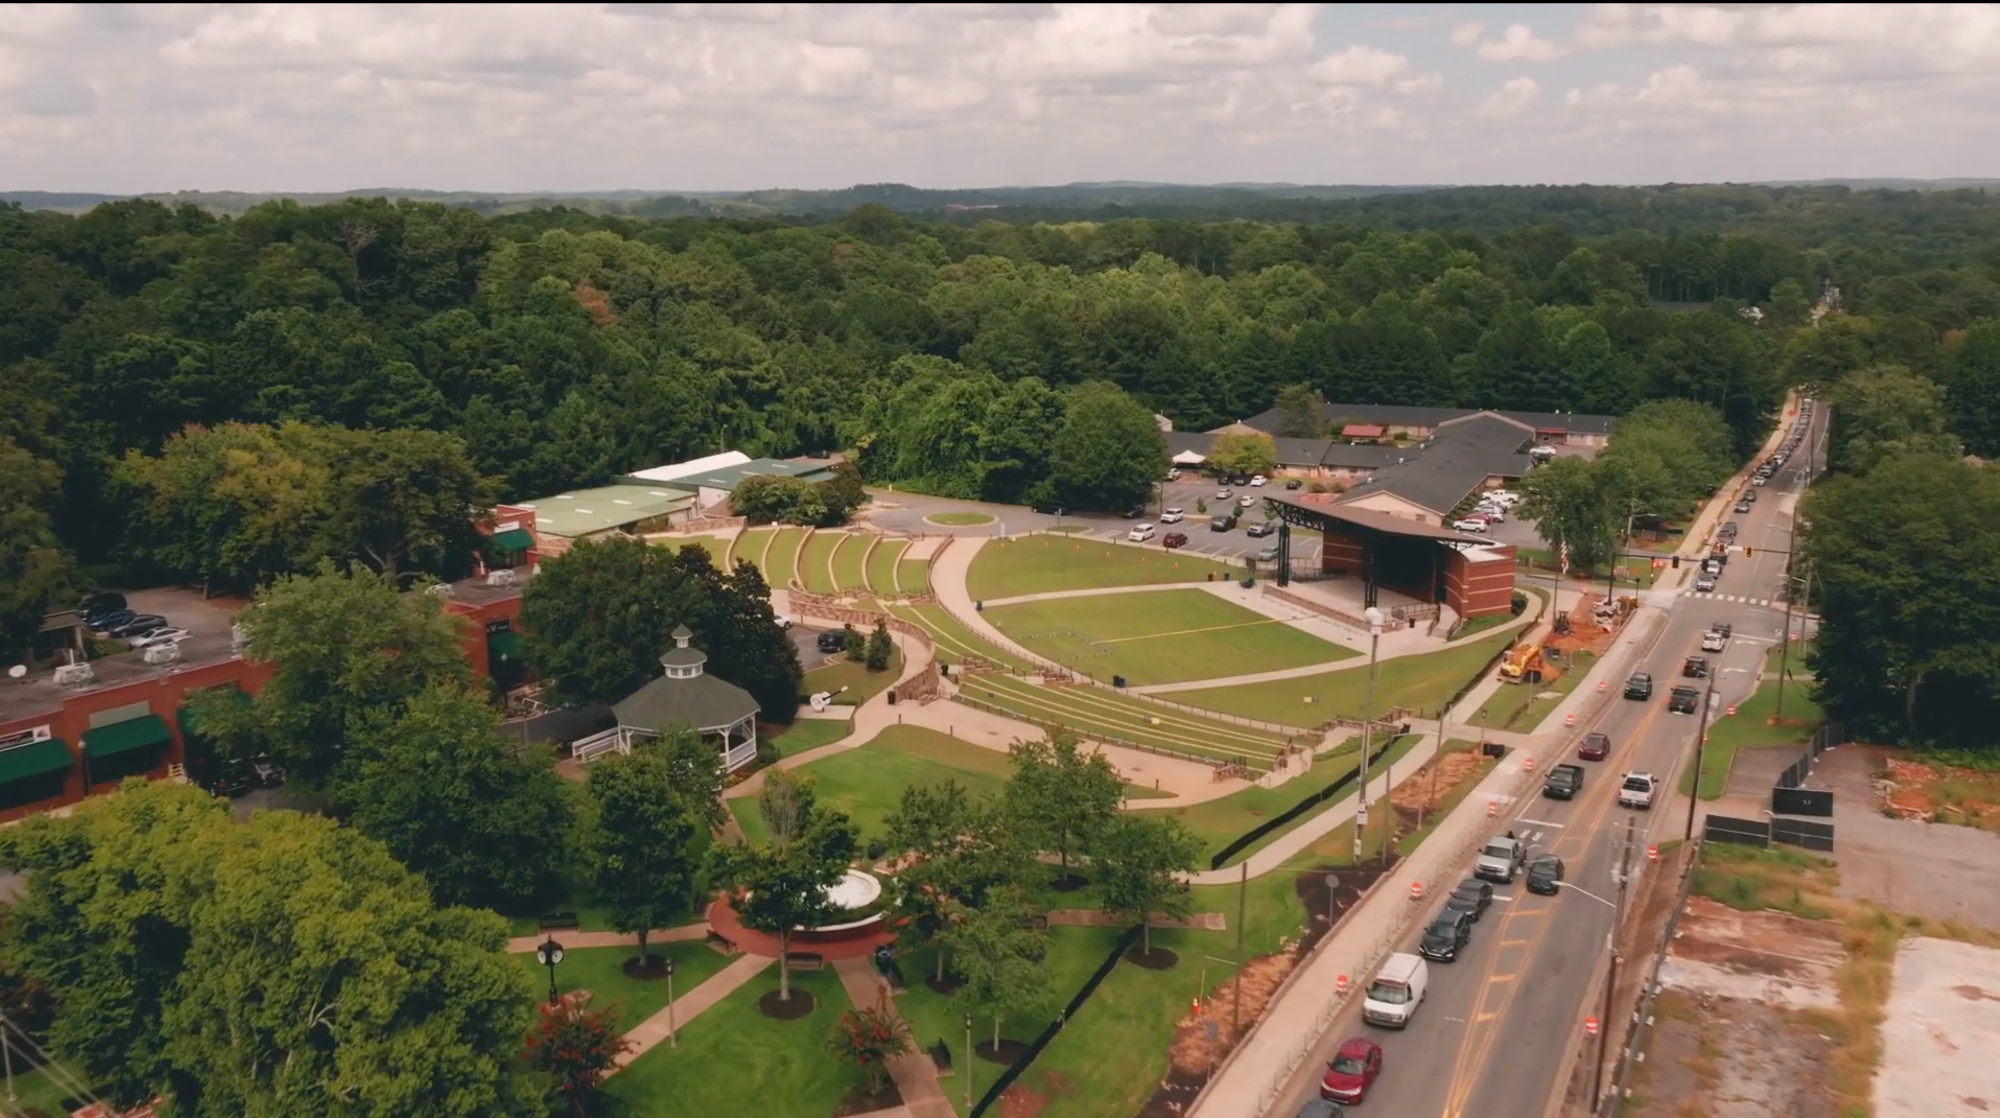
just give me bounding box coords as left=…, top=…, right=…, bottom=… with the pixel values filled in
left=946, top=886, right=1051, bottom=1055
left=1092, top=812, right=1203, bottom=962
left=709, top=769, right=859, bottom=1007
left=1004, top=731, right=1123, bottom=884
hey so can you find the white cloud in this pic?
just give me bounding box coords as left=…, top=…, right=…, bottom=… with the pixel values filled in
left=1477, top=76, right=1540, bottom=118
left=1477, top=23, right=1567, bottom=62
left=1450, top=21, right=1485, bottom=47
left=1310, top=45, right=1413, bottom=87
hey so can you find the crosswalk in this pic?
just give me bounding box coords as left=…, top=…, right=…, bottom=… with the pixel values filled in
left=1685, top=592, right=1773, bottom=606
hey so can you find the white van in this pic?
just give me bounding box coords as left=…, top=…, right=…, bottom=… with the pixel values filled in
left=1127, top=523, right=1157, bottom=542
left=1361, top=952, right=1429, bottom=1028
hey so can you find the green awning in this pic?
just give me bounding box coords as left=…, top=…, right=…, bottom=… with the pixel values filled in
left=491, top=528, right=535, bottom=551
left=82, top=715, right=172, bottom=761
left=489, top=631, right=524, bottom=663
left=0, top=739, right=73, bottom=784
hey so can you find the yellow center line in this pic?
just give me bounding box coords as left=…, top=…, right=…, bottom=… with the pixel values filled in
left=1438, top=697, right=1670, bottom=1118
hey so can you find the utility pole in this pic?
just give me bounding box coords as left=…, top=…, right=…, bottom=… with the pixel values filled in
left=1686, top=673, right=1717, bottom=841
left=1595, top=817, right=1635, bottom=1108
left=1354, top=608, right=1384, bottom=863
left=1233, top=861, right=1248, bottom=1034
left=1775, top=400, right=1821, bottom=721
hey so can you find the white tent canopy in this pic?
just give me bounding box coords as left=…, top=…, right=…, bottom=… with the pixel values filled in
left=1172, top=449, right=1208, bottom=465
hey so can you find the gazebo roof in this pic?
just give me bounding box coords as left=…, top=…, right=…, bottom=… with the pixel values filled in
left=613, top=624, right=759, bottom=732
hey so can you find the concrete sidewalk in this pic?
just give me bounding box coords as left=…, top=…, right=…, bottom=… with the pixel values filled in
left=832, top=958, right=955, bottom=1118
left=608, top=952, right=775, bottom=1073
left=505, top=922, right=708, bottom=955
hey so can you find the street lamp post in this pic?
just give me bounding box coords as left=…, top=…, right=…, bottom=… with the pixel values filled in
left=1560, top=820, right=1637, bottom=1108
left=536, top=936, right=565, bottom=1007
left=1354, top=607, right=1385, bottom=863
left=664, top=956, right=677, bottom=1047
left=964, top=1012, right=975, bottom=1113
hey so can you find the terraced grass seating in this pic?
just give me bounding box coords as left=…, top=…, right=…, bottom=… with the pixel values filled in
left=864, top=538, right=908, bottom=595
left=966, top=535, right=1243, bottom=600
left=896, top=558, right=931, bottom=596
left=764, top=526, right=809, bottom=589
left=734, top=527, right=776, bottom=574
left=954, top=673, right=1294, bottom=770
left=983, top=589, right=1355, bottom=686
left=831, top=533, right=870, bottom=591
left=796, top=531, right=841, bottom=593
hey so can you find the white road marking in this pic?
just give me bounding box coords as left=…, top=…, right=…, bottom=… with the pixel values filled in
left=1515, top=818, right=1566, bottom=829
left=1492, top=894, right=1516, bottom=902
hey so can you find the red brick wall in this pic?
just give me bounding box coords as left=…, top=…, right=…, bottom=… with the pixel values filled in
left=1321, top=529, right=1368, bottom=578
left=1443, top=546, right=1518, bottom=618
left=447, top=597, right=522, bottom=681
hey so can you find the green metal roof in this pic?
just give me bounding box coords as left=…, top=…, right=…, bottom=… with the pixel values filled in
left=82, top=714, right=172, bottom=760
left=0, top=738, right=72, bottom=784
left=491, top=528, right=535, bottom=551
left=515, top=484, right=696, bottom=539
left=613, top=672, right=760, bottom=733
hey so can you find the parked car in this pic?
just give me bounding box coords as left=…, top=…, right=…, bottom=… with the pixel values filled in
left=1682, top=655, right=1709, bottom=678
left=1445, top=879, right=1493, bottom=922
left=250, top=757, right=286, bottom=788
left=1526, top=855, right=1566, bottom=895
left=1285, top=479, right=1304, bottom=490
left=1160, top=508, right=1185, bottom=524
left=1121, top=505, right=1144, bottom=519
left=1578, top=732, right=1611, bottom=761
left=109, top=614, right=168, bottom=639
left=211, top=763, right=254, bottom=798
left=1419, top=910, right=1474, bottom=962
left=1238, top=495, right=1256, bottom=508
left=79, top=592, right=128, bottom=622
left=1668, top=686, right=1701, bottom=714
left=1216, top=488, right=1233, bottom=500
left=129, top=627, right=192, bottom=649
left=1127, top=523, right=1157, bottom=542
left=1452, top=518, right=1490, bottom=533
left=89, top=609, right=136, bottom=633
left=1250, top=475, right=1267, bottom=487
left=1209, top=515, right=1236, bottom=532
left=1246, top=521, right=1275, bottom=538
left=1320, top=1037, right=1381, bottom=1106
left=1254, top=545, right=1281, bottom=563
left=1162, top=531, right=1189, bottom=549
left=816, top=629, right=850, bottom=654
left=1623, top=673, right=1654, bottom=700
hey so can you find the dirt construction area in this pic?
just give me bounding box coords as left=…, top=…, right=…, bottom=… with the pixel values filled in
left=1876, top=937, right=2000, bottom=1117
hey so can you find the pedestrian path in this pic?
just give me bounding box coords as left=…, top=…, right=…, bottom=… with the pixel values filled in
left=505, top=921, right=709, bottom=955
left=832, top=958, right=956, bottom=1118
left=609, top=953, right=775, bottom=1073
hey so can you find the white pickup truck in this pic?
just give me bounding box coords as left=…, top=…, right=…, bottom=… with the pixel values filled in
left=1474, top=835, right=1527, bottom=882
left=1618, top=772, right=1658, bottom=810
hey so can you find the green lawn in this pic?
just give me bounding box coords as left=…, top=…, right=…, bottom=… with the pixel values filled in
left=730, top=726, right=1015, bottom=846
left=1684, top=643, right=1824, bottom=799
left=658, top=535, right=729, bottom=567
left=520, top=941, right=740, bottom=1033
left=601, top=966, right=855, bottom=1118
left=1163, top=734, right=1421, bottom=866
left=735, top=527, right=777, bottom=576
left=882, top=601, right=1035, bottom=672
left=966, top=537, right=1241, bottom=602
left=764, top=717, right=854, bottom=758
left=831, top=533, right=870, bottom=591
left=802, top=644, right=905, bottom=707
left=0, top=1066, right=85, bottom=1115
left=898, top=558, right=933, bottom=596
left=1467, top=650, right=1597, bottom=733
left=764, top=527, right=809, bottom=589
left=983, top=590, right=1354, bottom=686
left=797, top=531, right=842, bottom=594
left=1167, top=627, right=1519, bottom=724
left=928, top=511, right=997, bottom=526
left=865, top=538, right=908, bottom=595
left=954, top=673, right=1292, bottom=767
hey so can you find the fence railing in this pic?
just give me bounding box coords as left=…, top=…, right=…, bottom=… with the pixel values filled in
left=1596, top=841, right=1703, bottom=1117
left=1208, top=736, right=1403, bottom=869
left=970, top=925, right=1143, bottom=1117
left=950, top=695, right=1273, bottom=774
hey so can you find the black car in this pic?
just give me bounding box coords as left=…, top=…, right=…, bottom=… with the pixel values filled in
left=1121, top=505, right=1144, bottom=519
left=1209, top=515, right=1236, bottom=532
left=1419, top=910, right=1473, bottom=962
left=816, top=629, right=851, bottom=654
left=109, top=614, right=168, bottom=639
left=1714, top=622, right=1733, bottom=639
left=1294, top=1100, right=1345, bottom=1118
left=1623, top=672, right=1654, bottom=700
left=1722, top=521, right=1740, bottom=536
left=90, top=609, right=137, bottom=633
left=1682, top=656, right=1709, bottom=679
left=1285, top=479, right=1304, bottom=490
left=1444, top=879, right=1493, bottom=922
left=1526, top=855, right=1565, bottom=896
left=1246, top=521, right=1275, bottom=538
left=1742, top=489, right=1757, bottom=503
left=1668, top=686, right=1701, bottom=714
left=1733, top=499, right=1753, bottom=513
left=80, top=592, right=128, bottom=622
left=210, top=763, right=254, bottom=798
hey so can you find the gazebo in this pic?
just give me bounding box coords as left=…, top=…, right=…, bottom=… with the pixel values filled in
left=610, top=625, right=762, bottom=773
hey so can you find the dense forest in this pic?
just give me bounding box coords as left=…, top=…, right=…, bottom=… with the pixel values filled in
left=6, top=184, right=2000, bottom=731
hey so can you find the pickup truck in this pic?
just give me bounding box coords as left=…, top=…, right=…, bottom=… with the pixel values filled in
left=1542, top=763, right=1584, bottom=800
left=1618, top=772, right=1658, bottom=810
left=1474, top=835, right=1527, bottom=883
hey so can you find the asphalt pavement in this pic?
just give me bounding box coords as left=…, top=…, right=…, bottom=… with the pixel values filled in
left=1268, top=404, right=1825, bottom=1118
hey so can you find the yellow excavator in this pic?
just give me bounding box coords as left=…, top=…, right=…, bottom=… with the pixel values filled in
left=1498, top=640, right=1562, bottom=685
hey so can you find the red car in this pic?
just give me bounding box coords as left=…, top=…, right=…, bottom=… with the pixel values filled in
left=1320, top=1036, right=1381, bottom=1104
left=1162, top=531, right=1189, bottom=549
left=1578, top=732, right=1610, bottom=761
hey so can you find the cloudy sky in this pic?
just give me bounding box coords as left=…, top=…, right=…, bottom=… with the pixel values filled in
left=4, top=3, right=1998, bottom=193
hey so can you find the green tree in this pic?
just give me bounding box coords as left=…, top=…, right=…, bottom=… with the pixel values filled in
left=305, top=425, right=498, bottom=579
left=864, top=622, right=893, bottom=671
left=1091, top=813, right=1203, bottom=955
left=708, top=769, right=859, bottom=1001
left=1515, top=456, right=1618, bottom=571
left=235, top=562, right=472, bottom=785
left=1048, top=381, right=1168, bottom=511
left=946, top=885, right=1051, bottom=1050
left=884, top=780, right=1029, bottom=981
left=1207, top=432, right=1278, bottom=478
left=1948, top=320, right=2000, bottom=457
left=1004, top=731, right=1125, bottom=873
left=1270, top=383, right=1325, bottom=439
left=0, top=437, right=74, bottom=660
left=1826, top=366, right=1960, bottom=475
left=331, top=681, right=573, bottom=910
left=526, top=993, right=632, bottom=1118
left=587, top=736, right=712, bottom=971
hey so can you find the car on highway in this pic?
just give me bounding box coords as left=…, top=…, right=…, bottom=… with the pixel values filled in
left=1162, top=532, right=1188, bottom=549
left=1445, top=879, right=1493, bottom=921
left=1160, top=508, right=1185, bottom=524
left=1682, top=655, right=1709, bottom=679
left=1451, top=518, right=1490, bottom=533
left=1419, top=910, right=1473, bottom=962
left=1294, top=1099, right=1345, bottom=1118
left=1722, top=520, right=1741, bottom=536
left=1474, top=835, right=1527, bottom=882
left=1319, top=1037, right=1381, bottom=1106
left=1526, top=855, right=1566, bottom=896
left=1694, top=573, right=1717, bottom=593
left=1618, top=772, right=1658, bottom=809
left=1543, top=763, right=1584, bottom=800
left=1623, top=672, right=1653, bottom=700
left=1578, top=731, right=1611, bottom=761
left=1752, top=474, right=1768, bottom=487
left=1361, top=953, right=1428, bottom=1028
left=1701, top=629, right=1726, bottom=652
left=1246, top=521, right=1275, bottom=538
left=1734, top=499, right=1753, bottom=513
left=1668, top=686, right=1701, bottom=714
left=1742, top=489, right=1757, bottom=503
left=1715, top=621, right=1733, bottom=638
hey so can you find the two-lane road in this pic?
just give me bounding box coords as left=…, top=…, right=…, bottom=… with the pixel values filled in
left=1272, top=405, right=1825, bottom=1118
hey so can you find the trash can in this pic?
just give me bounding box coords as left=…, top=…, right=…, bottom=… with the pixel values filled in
left=975, top=600, right=984, bottom=612
left=1113, top=675, right=1126, bottom=689
left=887, top=691, right=898, bottom=706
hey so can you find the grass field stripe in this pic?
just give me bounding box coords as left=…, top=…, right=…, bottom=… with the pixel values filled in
left=1090, top=617, right=1286, bottom=644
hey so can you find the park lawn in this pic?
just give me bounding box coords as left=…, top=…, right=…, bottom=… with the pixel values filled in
left=928, top=511, right=997, bottom=526
left=1466, top=650, right=1598, bottom=733
left=1684, top=646, right=1824, bottom=800
left=983, top=590, right=1353, bottom=686
left=1162, top=734, right=1420, bottom=867
left=0, top=1066, right=83, bottom=1115
left=801, top=644, right=905, bottom=707
left=657, top=535, right=729, bottom=567
left=884, top=601, right=1035, bottom=672
left=519, top=941, right=739, bottom=1034
left=832, top=533, right=870, bottom=591
left=1518, top=548, right=1660, bottom=589
left=966, top=537, right=1240, bottom=601
left=897, top=558, right=933, bottom=596
left=601, top=966, right=855, bottom=1118
left=764, top=717, right=854, bottom=758
left=1166, top=627, right=1519, bottom=725
left=735, top=527, right=777, bottom=576
left=954, top=674, right=1290, bottom=767
left=730, top=726, right=1014, bottom=846
left=798, top=531, right=843, bottom=594
left=865, top=538, right=908, bottom=595
left=764, top=527, right=809, bottom=589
